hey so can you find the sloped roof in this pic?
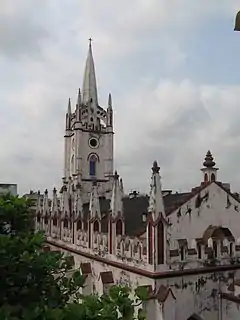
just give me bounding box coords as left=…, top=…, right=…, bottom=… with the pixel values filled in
left=81, top=181, right=240, bottom=236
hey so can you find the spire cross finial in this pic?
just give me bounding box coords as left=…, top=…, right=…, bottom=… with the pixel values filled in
left=89, top=37, right=92, bottom=45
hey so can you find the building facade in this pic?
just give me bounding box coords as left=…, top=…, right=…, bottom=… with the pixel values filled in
left=0, top=183, right=17, bottom=196
left=33, top=42, right=240, bottom=320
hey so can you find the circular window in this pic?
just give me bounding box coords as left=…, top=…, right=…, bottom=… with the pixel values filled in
left=89, top=137, right=98, bottom=148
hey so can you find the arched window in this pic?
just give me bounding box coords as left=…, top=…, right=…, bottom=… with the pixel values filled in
left=77, top=220, right=82, bottom=230
left=211, top=173, right=215, bottom=182
left=89, top=154, right=97, bottom=176
left=204, top=173, right=208, bottom=182
left=93, top=220, right=99, bottom=232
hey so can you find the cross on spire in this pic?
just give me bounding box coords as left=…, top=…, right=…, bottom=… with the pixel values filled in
left=89, top=37, right=92, bottom=45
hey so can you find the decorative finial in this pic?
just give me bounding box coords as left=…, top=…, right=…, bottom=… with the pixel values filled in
left=152, top=161, right=160, bottom=174
left=203, top=150, right=216, bottom=168
left=89, top=37, right=92, bottom=46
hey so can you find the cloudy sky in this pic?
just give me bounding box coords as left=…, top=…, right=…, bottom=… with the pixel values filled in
left=1, top=0, right=240, bottom=195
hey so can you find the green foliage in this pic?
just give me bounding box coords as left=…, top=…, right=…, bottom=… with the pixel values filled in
left=0, top=194, right=147, bottom=319
left=0, top=193, right=34, bottom=235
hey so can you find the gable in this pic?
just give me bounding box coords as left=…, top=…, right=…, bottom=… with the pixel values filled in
left=168, top=182, right=240, bottom=244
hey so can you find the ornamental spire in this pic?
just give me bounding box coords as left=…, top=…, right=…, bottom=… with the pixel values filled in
left=110, top=171, right=123, bottom=218
left=148, top=161, right=165, bottom=221
left=82, top=39, right=98, bottom=106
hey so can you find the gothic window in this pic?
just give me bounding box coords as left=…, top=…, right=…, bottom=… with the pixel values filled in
left=93, top=220, right=99, bottom=232
left=204, top=173, right=208, bottom=182
left=77, top=220, right=82, bottom=230
left=89, top=154, right=97, bottom=176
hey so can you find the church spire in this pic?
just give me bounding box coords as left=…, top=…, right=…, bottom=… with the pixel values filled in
left=82, top=39, right=98, bottom=106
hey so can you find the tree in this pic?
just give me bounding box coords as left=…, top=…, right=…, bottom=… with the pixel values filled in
left=0, top=194, right=147, bottom=319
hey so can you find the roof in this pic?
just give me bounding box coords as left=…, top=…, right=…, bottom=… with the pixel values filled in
left=34, top=180, right=240, bottom=237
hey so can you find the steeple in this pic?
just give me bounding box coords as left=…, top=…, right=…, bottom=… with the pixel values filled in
left=148, top=161, right=165, bottom=221
left=82, top=39, right=98, bottom=106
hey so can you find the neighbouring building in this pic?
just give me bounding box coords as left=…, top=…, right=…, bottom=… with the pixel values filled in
left=0, top=183, right=17, bottom=196
left=32, top=41, right=240, bottom=320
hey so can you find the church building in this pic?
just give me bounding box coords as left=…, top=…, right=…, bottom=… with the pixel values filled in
left=32, top=41, right=240, bottom=320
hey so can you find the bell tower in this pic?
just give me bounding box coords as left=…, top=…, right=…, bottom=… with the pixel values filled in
left=63, top=40, right=114, bottom=202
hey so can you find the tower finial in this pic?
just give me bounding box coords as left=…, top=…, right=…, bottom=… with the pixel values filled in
left=89, top=37, right=92, bottom=45
left=203, top=150, right=215, bottom=168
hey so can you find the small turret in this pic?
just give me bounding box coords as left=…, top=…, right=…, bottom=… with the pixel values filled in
left=89, top=181, right=101, bottom=220
left=201, top=150, right=218, bottom=183
left=148, top=161, right=165, bottom=220
left=43, top=189, right=49, bottom=217
left=51, top=187, right=59, bottom=218
left=74, top=182, right=83, bottom=221
left=147, top=161, right=167, bottom=268
left=110, top=171, right=123, bottom=218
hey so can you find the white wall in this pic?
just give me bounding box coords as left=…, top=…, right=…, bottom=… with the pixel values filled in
left=169, top=183, right=240, bottom=246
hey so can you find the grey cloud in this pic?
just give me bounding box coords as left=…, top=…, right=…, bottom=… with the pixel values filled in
left=0, top=1, right=49, bottom=59
left=0, top=0, right=240, bottom=197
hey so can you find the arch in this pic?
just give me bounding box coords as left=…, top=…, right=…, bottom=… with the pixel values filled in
left=203, top=225, right=234, bottom=243
left=204, top=173, right=208, bottom=182
left=87, top=153, right=100, bottom=162
left=211, top=173, right=215, bottom=182
left=93, top=220, right=99, bottom=232
left=89, top=154, right=98, bottom=176
left=116, top=219, right=123, bottom=235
